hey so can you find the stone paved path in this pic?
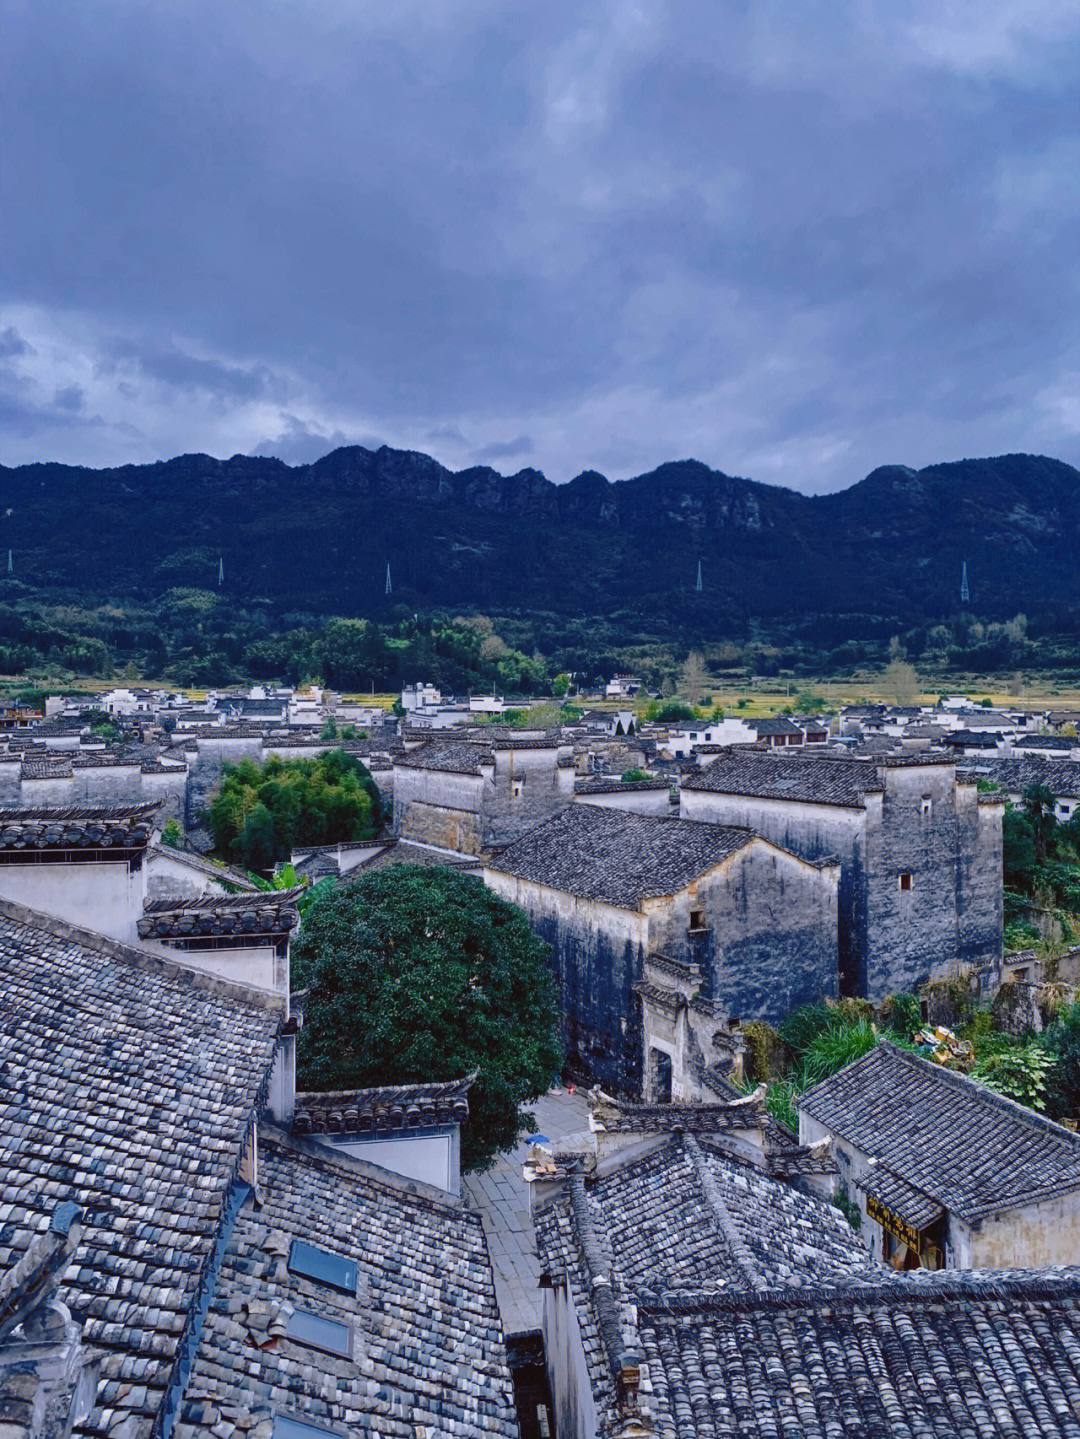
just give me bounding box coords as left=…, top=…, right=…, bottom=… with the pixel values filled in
left=464, top=1086, right=590, bottom=1335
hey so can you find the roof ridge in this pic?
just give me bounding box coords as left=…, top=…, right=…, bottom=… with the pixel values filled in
left=875, top=1039, right=1080, bottom=1149
left=635, top=1266, right=1080, bottom=1317
left=294, top=1073, right=477, bottom=1104
left=142, top=887, right=305, bottom=911
left=567, top=1169, right=644, bottom=1387
left=683, top=1133, right=767, bottom=1291
left=0, top=801, right=162, bottom=820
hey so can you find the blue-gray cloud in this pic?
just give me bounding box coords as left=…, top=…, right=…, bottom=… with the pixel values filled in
left=1, top=1, right=1078, bottom=490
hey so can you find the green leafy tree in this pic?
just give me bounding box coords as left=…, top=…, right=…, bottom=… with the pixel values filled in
left=1022, top=782, right=1058, bottom=867
left=621, top=768, right=652, bottom=782
left=552, top=673, right=571, bottom=697
left=1043, top=1002, right=1080, bottom=1120
left=1003, top=804, right=1036, bottom=895
left=293, top=866, right=563, bottom=1169
left=209, top=750, right=381, bottom=869
left=238, top=802, right=276, bottom=871
left=654, top=700, right=696, bottom=724
left=160, top=817, right=183, bottom=849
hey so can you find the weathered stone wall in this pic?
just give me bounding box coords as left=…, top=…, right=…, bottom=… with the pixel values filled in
left=863, top=766, right=1002, bottom=997
left=0, top=759, right=23, bottom=805
left=393, top=767, right=486, bottom=854
left=483, top=868, right=647, bottom=1091
left=680, top=789, right=864, bottom=992
left=139, top=766, right=188, bottom=827
left=184, top=735, right=265, bottom=828
left=644, top=843, right=839, bottom=1022
left=682, top=764, right=1003, bottom=1002
left=483, top=748, right=574, bottom=847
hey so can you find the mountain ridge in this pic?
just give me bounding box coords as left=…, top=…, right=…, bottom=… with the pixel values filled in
left=0, top=447, right=1076, bottom=631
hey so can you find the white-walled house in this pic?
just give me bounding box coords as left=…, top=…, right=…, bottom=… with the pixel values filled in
left=798, top=1041, right=1080, bottom=1269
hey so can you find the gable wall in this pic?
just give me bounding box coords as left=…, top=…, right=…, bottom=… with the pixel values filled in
left=643, top=843, right=839, bottom=1022
left=680, top=789, right=865, bottom=994
left=393, top=766, right=486, bottom=854
left=484, top=748, right=574, bottom=847
left=483, top=868, right=648, bottom=1091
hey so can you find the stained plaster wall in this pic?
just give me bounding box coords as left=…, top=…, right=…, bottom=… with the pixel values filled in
left=0, top=856, right=146, bottom=945
left=573, top=788, right=672, bottom=816
left=483, top=747, right=575, bottom=847
left=394, top=766, right=486, bottom=854
left=644, top=843, right=839, bottom=1022
left=862, top=767, right=1002, bottom=996
left=395, top=746, right=575, bottom=855
left=483, top=868, right=647, bottom=1090
left=957, top=1192, right=1080, bottom=1268
left=682, top=765, right=1002, bottom=1001
left=139, top=936, right=284, bottom=994
left=798, top=1109, right=1080, bottom=1269
left=681, top=789, right=864, bottom=991
left=145, top=846, right=236, bottom=899
left=542, top=1281, right=599, bottom=1439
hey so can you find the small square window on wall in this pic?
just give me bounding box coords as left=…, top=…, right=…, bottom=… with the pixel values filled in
left=689, top=909, right=705, bottom=931
left=898, top=872, right=913, bottom=892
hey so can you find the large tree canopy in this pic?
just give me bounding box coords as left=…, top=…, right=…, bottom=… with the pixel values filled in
left=292, top=865, right=563, bottom=1170
left=208, top=749, right=381, bottom=870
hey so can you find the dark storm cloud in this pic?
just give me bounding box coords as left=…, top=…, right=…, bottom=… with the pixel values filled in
left=1, top=0, right=1078, bottom=488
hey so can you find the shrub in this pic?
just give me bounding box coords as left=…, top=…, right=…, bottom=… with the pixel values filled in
left=740, top=1019, right=783, bottom=1083
left=801, top=1019, right=879, bottom=1085
left=880, top=992, right=922, bottom=1038
left=972, top=1045, right=1057, bottom=1112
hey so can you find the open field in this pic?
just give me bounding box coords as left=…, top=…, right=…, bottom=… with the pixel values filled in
left=2, top=673, right=1078, bottom=720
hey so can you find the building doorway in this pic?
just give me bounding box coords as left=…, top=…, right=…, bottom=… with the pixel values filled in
left=650, top=1048, right=672, bottom=1104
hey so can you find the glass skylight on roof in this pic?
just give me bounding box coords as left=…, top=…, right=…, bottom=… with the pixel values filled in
left=287, top=1238, right=358, bottom=1294
left=285, top=1307, right=353, bottom=1358
left=273, top=1418, right=339, bottom=1439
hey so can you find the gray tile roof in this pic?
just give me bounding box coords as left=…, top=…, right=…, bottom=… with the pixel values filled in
left=19, top=758, right=74, bottom=779
left=574, top=775, right=669, bottom=794
left=176, top=1131, right=518, bottom=1438
left=0, top=905, right=281, bottom=1437
left=396, top=739, right=494, bottom=774
left=799, top=1040, right=1080, bottom=1221
left=632, top=1270, right=1080, bottom=1438
left=137, top=890, right=302, bottom=941
left=683, top=748, right=884, bottom=806
left=487, top=805, right=755, bottom=908
left=0, top=804, right=160, bottom=853
left=293, top=1075, right=475, bottom=1136
left=962, top=755, right=1080, bottom=800
left=855, top=1162, right=945, bottom=1231
left=748, top=716, right=802, bottom=736
left=533, top=1131, right=1080, bottom=1437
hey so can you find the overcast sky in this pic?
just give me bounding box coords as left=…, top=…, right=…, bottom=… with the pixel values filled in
left=2, top=1, right=1078, bottom=492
